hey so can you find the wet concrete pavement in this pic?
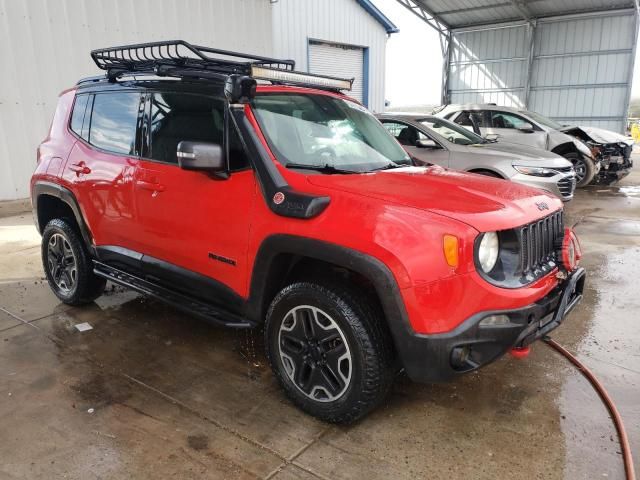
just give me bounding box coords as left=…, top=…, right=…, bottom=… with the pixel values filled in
left=1, top=168, right=639, bottom=479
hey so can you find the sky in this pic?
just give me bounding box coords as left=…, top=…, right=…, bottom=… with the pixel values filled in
left=373, top=0, right=640, bottom=108
left=375, top=0, right=444, bottom=107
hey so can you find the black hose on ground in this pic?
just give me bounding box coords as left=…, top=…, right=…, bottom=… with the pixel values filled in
left=543, top=337, right=636, bottom=480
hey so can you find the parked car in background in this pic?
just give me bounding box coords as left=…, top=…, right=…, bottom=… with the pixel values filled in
left=378, top=114, right=576, bottom=201
left=434, top=104, right=602, bottom=187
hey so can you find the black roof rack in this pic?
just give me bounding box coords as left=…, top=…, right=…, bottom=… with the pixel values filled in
left=89, top=40, right=353, bottom=95
left=91, top=40, right=295, bottom=76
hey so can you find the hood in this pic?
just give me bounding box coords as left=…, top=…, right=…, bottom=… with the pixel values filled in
left=562, top=125, right=634, bottom=146
left=467, top=142, right=572, bottom=168
left=307, top=166, right=562, bottom=232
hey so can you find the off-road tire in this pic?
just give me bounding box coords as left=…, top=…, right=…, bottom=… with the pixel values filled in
left=265, top=280, right=395, bottom=423
left=564, top=152, right=595, bottom=187
left=41, top=218, right=105, bottom=305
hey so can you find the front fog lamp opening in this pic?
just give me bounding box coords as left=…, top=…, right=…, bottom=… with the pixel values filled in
left=479, top=314, right=511, bottom=327
left=478, top=231, right=499, bottom=273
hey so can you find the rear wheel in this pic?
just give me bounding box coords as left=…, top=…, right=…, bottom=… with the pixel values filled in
left=265, top=281, right=394, bottom=423
left=42, top=219, right=105, bottom=305
left=564, top=152, right=595, bottom=187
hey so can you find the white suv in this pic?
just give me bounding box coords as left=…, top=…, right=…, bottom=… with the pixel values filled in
left=435, top=104, right=598, bottom=187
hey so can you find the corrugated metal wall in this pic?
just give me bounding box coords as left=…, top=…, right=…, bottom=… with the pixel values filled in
left=271, top=0, right=389, bottom=112
left=446, top=9, right=637, bottom=133
left=0, top=0, right=273, bottom=201
left=529, top=12, right=636, bottom=131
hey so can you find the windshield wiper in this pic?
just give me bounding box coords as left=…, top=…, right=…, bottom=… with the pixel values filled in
left=285, top=163, right=359, bottom=174
left=368, top=162, right=404, bottom=172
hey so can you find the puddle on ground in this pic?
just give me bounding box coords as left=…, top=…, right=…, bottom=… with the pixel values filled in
left=618, top=185, right=640, bottom=197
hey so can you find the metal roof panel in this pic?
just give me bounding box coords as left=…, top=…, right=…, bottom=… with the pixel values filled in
left=407, top=0, right=635, bottom=28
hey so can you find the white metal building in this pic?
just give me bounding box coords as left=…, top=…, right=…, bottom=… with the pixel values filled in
left=395, top=0, right=638, bottom=133
left=0, top=0, right=397, bottom=201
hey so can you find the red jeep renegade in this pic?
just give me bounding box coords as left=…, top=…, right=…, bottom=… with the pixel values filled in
left=31, top=41, right=585, bottom=423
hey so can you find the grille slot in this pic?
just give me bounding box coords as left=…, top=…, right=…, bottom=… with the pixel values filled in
left=519, top=211, right=563, bottom=274
left=557, top=176, right=576, bottom=198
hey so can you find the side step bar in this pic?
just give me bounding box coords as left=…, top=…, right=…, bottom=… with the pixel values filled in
left=93, top=261, right=254, bottom=329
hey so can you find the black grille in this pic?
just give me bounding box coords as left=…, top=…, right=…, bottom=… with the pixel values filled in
left=519, top=211, right=564, bottom=274
left=557, top=176, right=576, bottom=198
left=555, top=166, right=574, bottom=173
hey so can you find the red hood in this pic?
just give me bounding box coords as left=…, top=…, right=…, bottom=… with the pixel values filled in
left=307, top=166, right=562, bottom=232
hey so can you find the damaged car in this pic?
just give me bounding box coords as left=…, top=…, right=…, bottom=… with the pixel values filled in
left=560, top=124, right=634, bottom=185
left=435, top=104, right=603, bottom=187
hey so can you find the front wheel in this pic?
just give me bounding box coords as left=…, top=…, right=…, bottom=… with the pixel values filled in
left=265, top=281, right=394, bottom=423
left=564, top=152, right=595, bottom=187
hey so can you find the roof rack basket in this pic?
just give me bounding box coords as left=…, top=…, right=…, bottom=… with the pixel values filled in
left=90, top=40, right=353, bottom=93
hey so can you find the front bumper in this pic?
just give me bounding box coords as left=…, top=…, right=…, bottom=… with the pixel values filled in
left=397, top=267, right=586, bottom=383
left=595, top=154, right=633, bottom=184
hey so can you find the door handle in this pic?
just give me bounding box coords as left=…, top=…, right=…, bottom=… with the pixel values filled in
left=69, top=162, right=91, bottom=175
left=136, top=180, right=166, bottom=192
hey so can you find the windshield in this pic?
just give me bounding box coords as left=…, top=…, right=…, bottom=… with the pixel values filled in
left=251, top=94, right=411, bottom=173
left=418, top=117, right=486, bottom=145
left=520, top=110, right=564, bottom=130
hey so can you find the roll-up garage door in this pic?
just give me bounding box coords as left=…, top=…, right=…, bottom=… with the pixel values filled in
left=308, top=40, right=365, bottom=104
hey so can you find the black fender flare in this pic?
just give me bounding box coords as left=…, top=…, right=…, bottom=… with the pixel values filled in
left=245, top=234, right=416, bottom=365
left=32, top=181, right=94, bottom=251
left=551, top=141, right=582, bottom=158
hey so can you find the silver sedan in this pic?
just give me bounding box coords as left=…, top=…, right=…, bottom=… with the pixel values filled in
left=378, top=113, right=577, bottom=201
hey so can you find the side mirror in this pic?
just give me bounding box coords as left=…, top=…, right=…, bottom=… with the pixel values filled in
left=416, top=139, right=441, bottom=149
left=517, top=122, right=535, bottom=133
left=484, top=133, right=499, bottom=142
left=177, top=141, right=228, bottom=178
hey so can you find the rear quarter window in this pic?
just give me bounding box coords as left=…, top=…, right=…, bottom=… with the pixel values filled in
left=70, top=94, right=90, bottom=140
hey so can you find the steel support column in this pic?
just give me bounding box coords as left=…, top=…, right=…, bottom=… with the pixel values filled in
left=622, top=1, right=640, bottom=132
left=523, top=21, right=536, bottom=108
left=441, top=32, right=451, bottom=105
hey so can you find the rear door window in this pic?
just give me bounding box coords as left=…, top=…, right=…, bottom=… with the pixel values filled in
left=89, top=92, right=142, bottom=155
left=489, top=111, right=533, bottom=129
left=452, top=111, right=487, bottom=128
left=381, top=121, right=427, bottom=146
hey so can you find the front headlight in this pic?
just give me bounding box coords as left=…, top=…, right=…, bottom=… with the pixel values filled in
left=477, top=232, right=499, bottom=273
left=573, top=139, right=593, bottom=158
left=513, top=164, right=557, bottom=177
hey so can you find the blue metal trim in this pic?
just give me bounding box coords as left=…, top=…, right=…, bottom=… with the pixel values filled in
left=356, top=0, right=399, bottom=34
left=363, top=47, right=370, bottom=108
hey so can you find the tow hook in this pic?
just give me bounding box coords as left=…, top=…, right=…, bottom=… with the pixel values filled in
left=509, top=346, right=531, bottom=359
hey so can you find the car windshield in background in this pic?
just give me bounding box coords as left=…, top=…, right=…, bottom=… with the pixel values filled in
left=419, top=118, right=486, bottom=146
left=251, top=94, right=411, bottom=173
left=520, top=110, right=565, bottom=130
